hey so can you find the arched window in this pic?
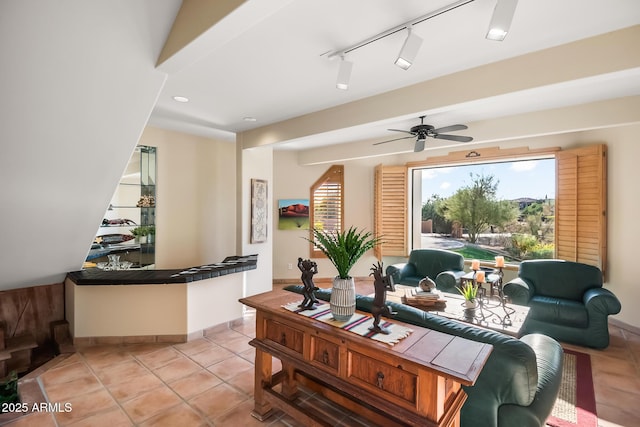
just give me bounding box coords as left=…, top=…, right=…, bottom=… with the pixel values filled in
left=309, top=165, right=344, bottom=257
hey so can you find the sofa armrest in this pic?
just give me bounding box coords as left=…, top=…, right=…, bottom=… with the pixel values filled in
left=435, top=270, right=466, bottom=293
left=503, top=278, right=534, bottom=305
left=385, top=262, right=415, bottom=284
left=498, top=333, right=563, bottom=427
left=584, top=287, right=622, bottom=315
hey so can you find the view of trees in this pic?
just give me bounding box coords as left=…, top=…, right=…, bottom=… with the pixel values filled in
left=421, top=171, right=555, bottom=262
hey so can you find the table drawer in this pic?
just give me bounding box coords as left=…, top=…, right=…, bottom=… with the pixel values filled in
left=348, top=351, right=417, bottom=405
left=310, top=335, right=340, bottom=373
left=265, top=319, right=304, bottom=354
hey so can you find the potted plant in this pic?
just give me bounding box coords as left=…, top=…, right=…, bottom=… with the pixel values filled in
left=456, top=281, right=479, bottom=309
left=307, top=226, right=381, bottom=321
left=131, top=226, right=149, bottom=243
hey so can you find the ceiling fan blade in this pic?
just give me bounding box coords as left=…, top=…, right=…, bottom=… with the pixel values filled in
left=432, top=124, right=467, bottom=133
left=373, top=135, right=414, bottom=145
left=414, top=139, right=426, bottom=152
left=433, top=134, right=473, bottom=142
left=387, top=128, right=415, bottom=135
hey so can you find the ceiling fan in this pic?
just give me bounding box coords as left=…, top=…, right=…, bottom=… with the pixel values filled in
left=373, top=115, right=473, bottom=152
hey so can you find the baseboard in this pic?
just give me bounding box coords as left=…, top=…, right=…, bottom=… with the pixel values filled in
left=609, top=317, right=640, bottom=336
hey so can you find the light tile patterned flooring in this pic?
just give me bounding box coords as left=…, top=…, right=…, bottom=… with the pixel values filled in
left=1, top=284, right=639, bottom=426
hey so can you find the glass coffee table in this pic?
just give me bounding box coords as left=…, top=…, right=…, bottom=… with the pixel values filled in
left=387, top=285, right=530, bottom=337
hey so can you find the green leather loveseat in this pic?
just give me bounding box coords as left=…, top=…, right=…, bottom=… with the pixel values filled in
left=503, top=259, right=621, bottom=349
left=386, top=248, right=466, bottom=292
left=285, top=285, right=563, bottom=427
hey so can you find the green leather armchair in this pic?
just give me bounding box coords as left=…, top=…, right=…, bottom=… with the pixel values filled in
left=285, top=285, right=564, bottom=427
left=503, top=259, right=621, bottom=349
left=385, top=248, right=465, bottom=292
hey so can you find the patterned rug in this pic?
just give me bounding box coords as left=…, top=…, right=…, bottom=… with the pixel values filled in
left=283, top=301, right=413, bottom=345
left=546, top=349, right=597, bottom=427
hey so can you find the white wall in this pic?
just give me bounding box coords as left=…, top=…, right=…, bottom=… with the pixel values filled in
left=139, top=126, right=237, bottom=268
left=272, top=151, right=390, bottom=280
left=239, top=144, right=274, bottom=297
left=272, top=125, right=640, bottom=328
left=0, top=1, right=176, bottom=290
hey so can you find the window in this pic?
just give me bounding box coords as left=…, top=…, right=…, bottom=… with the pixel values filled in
left=309, top=165, right=344, bottom=257
left=374, top=144, right=607, bottom=272
left=416, top=158, right=556, bottom=264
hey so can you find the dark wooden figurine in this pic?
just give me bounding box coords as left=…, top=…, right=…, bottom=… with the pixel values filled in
left=297, top=257, right=319, bottom=310
left=369, top=262, right=396, bottom=334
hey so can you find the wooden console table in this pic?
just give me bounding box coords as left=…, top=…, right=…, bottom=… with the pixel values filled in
left=240, top=289, right=492, bottom=427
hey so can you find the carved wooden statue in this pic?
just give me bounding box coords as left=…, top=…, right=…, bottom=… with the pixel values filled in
left=369, top=262, right=396, bottom=334
left=298, top=257, right=319, bottom=310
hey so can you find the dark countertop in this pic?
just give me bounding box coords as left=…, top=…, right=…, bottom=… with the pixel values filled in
left=67, top=255, right=258, bottom=285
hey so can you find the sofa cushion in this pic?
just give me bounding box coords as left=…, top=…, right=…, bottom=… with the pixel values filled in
left=528, top=295, right=588, bottom=328
left=408, top=249, right=465, bottom=280
left=519, top=260, right=602, bottom=301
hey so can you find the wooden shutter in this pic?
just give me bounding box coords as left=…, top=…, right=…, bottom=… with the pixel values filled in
left=374, top=164, right=408, bottom=258
left=310, top=165, right=344, bottom=257
left=555, top=144, right=607, bottom=273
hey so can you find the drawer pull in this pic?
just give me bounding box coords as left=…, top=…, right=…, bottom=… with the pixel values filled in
left=376, top=371, right=385, bottom=389
left=322, top=350, right=329, bottom=365
left=280, top=333, right=287, bottom=346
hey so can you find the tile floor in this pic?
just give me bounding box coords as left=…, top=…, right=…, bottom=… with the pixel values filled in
left=1, top=284, right=639, bottom=427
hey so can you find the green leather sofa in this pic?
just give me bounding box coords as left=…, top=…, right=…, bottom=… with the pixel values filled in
left=386, top=248, right=466, bottom=292
left=285, top=285, right=563, bottom=427
left=503, top=259, right=621, bottom=349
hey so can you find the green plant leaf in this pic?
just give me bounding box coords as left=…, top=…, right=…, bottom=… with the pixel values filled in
left=305, top=226, right=382, bottom=279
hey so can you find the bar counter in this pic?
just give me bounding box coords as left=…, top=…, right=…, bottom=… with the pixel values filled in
left=64, top=255, right=258, bottom=345
left=67, top=254, right=257, bottom=285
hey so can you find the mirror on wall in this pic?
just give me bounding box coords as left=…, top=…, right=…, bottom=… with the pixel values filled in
left=84, top=145, right=156, bottom=269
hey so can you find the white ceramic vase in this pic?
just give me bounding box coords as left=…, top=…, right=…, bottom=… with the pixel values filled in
left=330, top=277, right=356, bottom=322
left=464, top=299, right=478, bottom=309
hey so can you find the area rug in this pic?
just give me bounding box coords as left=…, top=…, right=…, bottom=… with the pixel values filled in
left=546, top=349, right=597, bottom=427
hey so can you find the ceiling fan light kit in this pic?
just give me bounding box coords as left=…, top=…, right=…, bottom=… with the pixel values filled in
left=327, top=0, right=518, bottom=88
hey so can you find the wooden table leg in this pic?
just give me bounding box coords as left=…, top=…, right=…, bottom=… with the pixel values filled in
left=281, top=362, right=298, bottom=399
left=251, top=347, right=275, bottom=421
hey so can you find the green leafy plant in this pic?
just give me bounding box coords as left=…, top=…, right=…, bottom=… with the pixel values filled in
left=306, top=226, right=381, bottom=279
left=456, top=282, right=479, bottom=301
left=131, top=225, right=154, bottom=237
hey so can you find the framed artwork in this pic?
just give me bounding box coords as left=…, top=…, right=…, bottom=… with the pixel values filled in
left=278, top=199, right=310, bottom=230
left=250, top=179, right=268, bottom=243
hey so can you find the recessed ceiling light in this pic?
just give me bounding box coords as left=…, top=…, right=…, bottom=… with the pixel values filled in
left=172, top=96, right=189, bottom=103
left=243, top=117, right=257, bottom=122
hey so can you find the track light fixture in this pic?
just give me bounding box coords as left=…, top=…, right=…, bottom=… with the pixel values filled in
left=486, top=0, right=518, bottom=41
left=336, top=55, right=353, bottom=90
left=395, top=26, right=423, bottom=70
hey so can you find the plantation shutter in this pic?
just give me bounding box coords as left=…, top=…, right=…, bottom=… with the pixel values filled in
left=374, top=164, right=408, bottom=258
left=310, top=165, right=344, bottom=257
left=555, top=144, right=607, bottom=273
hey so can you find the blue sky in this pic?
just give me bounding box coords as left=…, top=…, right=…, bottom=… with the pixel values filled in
left=421, top=158, right=556, bottom=202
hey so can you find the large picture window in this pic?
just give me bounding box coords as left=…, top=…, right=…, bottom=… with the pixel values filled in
left=416, top=158, right=556, bottom=264
left=374, top=145, right=607, bottom=273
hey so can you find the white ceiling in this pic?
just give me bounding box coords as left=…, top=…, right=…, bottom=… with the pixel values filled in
left=148, top=0, right=640, bottom=149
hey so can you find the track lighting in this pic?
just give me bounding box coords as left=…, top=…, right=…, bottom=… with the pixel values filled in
left=395, top=26, right=423, bottom=70
left=486, top=0, right=518, bottom=41
left=336, top=55, right=353, bottom=90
